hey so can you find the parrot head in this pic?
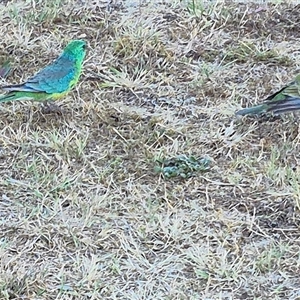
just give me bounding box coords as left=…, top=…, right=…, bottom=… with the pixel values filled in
left=63, top=40, right=86, bottom=63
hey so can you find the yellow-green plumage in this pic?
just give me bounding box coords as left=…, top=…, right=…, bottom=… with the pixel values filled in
left=0, top=40, right=86, bottom=103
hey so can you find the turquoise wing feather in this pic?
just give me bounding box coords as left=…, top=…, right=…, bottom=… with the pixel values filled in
left=27, top=56, right=75, bottom=93
left=3, top=56, right=75, bottom=94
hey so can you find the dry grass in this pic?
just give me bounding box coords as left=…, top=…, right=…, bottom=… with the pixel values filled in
left=0, top=0, right=300, bottom=299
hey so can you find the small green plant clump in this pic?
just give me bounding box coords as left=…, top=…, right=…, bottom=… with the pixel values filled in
left=154, top=155, right=211, bottom=178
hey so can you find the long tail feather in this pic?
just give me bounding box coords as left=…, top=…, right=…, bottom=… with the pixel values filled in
left=235, top=104, right=267, bottom=116
left=0, top=91, right=48, bottom=103
left=236, top=96, right=300, bottom=116
left=263, top=97, right=300, bottom=115
left=0, top=93, right=19, bottom=103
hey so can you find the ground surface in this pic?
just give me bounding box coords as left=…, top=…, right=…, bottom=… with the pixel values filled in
left=0, top=0, right=300, bottom=299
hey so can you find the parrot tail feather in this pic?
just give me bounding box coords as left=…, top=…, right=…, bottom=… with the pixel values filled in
left=0, top=93, right=18, bottom=103
left=236, top=97, right=300, bottom=116
left=235, top=104, right=267, bottom=116
left=264, top=98, right=300, bottom=115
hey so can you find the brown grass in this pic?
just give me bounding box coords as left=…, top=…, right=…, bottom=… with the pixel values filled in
left=1, top=0, right=300, bottom=299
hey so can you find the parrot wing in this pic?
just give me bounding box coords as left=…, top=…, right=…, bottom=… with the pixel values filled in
left=264, top=81, right=299, bottom=104
left=2, top=56, right=75, bottom=94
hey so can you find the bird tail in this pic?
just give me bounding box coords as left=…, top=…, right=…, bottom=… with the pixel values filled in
left=235, top=104, right=267, bottom=116
left=0, top=91, right=39, bottom=103
left=236, top=96, right=300, bottom=116
left=263, top=97, right=300, bottom=115
left=0, top=93, right=19, bottom=103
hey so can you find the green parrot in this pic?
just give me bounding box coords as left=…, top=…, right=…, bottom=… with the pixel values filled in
left=236, top=74, right=300, bottom=116
left=0, top=40, right=86, bottom=103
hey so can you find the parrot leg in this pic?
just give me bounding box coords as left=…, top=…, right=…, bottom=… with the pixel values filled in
left=41, top=101, right=63, bottom=115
